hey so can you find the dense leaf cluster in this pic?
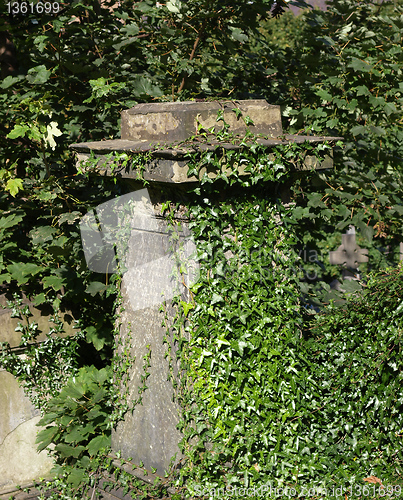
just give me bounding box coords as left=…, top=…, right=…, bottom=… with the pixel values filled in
left=303, top=266, right=403, bottom=486
left=37, top=366, right=112, bottom=488
left=168, top=139, right=403, bottom=495
left=286, top=0, right=403, bottom=303
left=176, top=143, right=306, bottom=492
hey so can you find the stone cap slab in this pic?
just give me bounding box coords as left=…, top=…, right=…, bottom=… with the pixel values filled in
left=70, top=134, right=340, bottom=156
left=70, top=99, right=342, bottom=184
left=70, top=135, right=341, bottom=184
left=120, top=100, right=282, bottom=142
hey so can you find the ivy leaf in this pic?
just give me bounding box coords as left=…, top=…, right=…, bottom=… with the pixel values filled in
left=211, top=293, right=223, bottom=305
left=64, top=427, right=86, bottom=444
left=85, top=325, right=106, bottom=351
left=317, top=89, right=332, bottom=102
left=0, top=213, right=24, bottom=230
left=66, top=467, right=87, bottom=487
left=369, top=125, right=386, bottom=136
left=351, top=125, right=366, bottom=136
left=0, top=75, right=21, bottom=89
left=79, top=456, right=91, bottom=469
left=356, top=85, right=370, bottom=96
left=166, top=0, right=181, bottom=13
left=132, top=76, right=163, bottom=98
left=135, top=2, right=154, bottom=12
left=349, top=57, right=372, bottom=72
left=237, top=340, right=248, bottom=355
left=26, top=65, right=51, bottom=84
left=36, top=426, right=59, bottom=452
left=355, top=219, right=373, bottom=241
left=38, top=412, right=59, bottom=426
left=32, top=293, right=47, bottom=306
left=230, top=27, right=248, bottom=43
left=391, top=205, right=403, bottom=215
left=120, top=23, right=139, bottom=36
left=5, top=178, right=23, bottom=197
left=181, top=300, right=194, bottom=317
left=85, top=281, right=109, bottom=296
left=34, top=34, right=48, bottom=53
left=37, top=190, right=57, bottom=202
left=340, top=279, right=362, bottom=293
left=30, top=226, right=56, bottom=244
left=58, top=211, right=81, bottom=225
left=45, top=121, right=63, bottom=150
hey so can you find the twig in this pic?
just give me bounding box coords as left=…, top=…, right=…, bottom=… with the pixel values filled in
left=177, top=19, right=208, bottom=94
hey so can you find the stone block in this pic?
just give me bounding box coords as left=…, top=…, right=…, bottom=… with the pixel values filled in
left=121, top=100, right=282, bottom=143
left=111, top=198, right=192, bottom=475
left=0, top=370, right=53, bottom=493
left=112, top=298, right=183, bottom=475
left=70, top=100, right=341, bottom=184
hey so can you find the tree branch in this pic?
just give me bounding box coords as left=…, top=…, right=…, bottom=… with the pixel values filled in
left=177, top=18, right=209, bottom=96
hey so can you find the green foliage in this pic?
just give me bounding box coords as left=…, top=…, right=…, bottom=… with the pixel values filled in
left=162, top=138, right=324, bottom=494
left=36, top=365, right=112, bottom=490
left=260, top=9, right=305, bottom=50
left=0, top=295, right=82, bottom=409
left=169, top=137, right=403, bottom=494
left=303, top=266, right=403, bottom=485
left=157, top=130, right=403, bottom=495
left=284, top=0, right=403, bottom=304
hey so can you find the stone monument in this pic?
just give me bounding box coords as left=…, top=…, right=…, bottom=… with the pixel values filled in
left=71, top=99, right=341, bottom=476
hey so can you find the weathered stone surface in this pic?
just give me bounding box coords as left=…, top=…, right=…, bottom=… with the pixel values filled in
left=121, top=100, right=282, bottom=142
left=0, top=295, right=74, bottom=493
left=112, top=298, right=183, bottom=475
left=72, top=136, right=336, bottom=184
left=111, top=201, right=191, bottom=475
left=0, top=371, right=53, bottom=493
left=329, top=231, right=369, bottom=269
left=0, top=370, right=37, bottom=446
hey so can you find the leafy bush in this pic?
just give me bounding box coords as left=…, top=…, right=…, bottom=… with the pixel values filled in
left=36, top=365, right=112, bottom=489
left=303, top=265, right=403, bottom=486
left=164, top=140, right=327, bottom=494
left=286, top=0, right=403, bottom=303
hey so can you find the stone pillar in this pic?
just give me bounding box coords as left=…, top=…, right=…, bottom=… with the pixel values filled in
left=71, top=100, right=341, bottom=476
left=79, top=186, right=194, bottom=474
